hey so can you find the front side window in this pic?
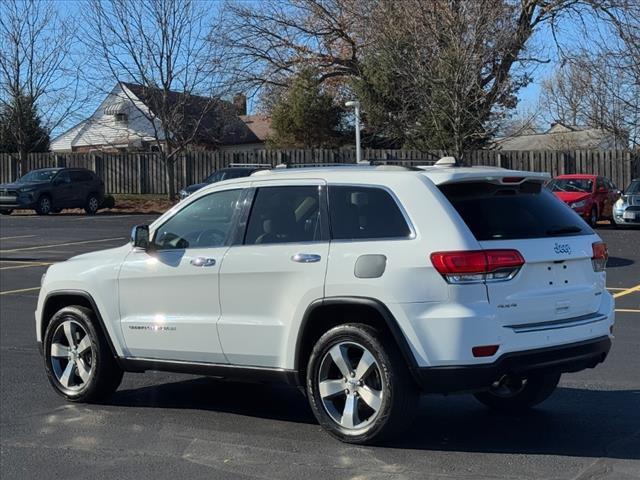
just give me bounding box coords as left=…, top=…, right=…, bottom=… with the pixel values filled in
left=54, top=171, right=72, bottom=185
left=153, top=189, right=242, bottom=249
left=244, top=185, right=322, bottom=245
left=328, top=186, right=411, bottom=240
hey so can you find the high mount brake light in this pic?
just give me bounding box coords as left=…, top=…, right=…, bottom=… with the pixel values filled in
left=430, top=249, right=525, bottom=284
left=591, top=242, right=608, bottom=272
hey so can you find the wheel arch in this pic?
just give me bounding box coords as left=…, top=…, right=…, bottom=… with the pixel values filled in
left=294, top=297, right=420, bottom=387
left=42, top=290, right=120, bottom=360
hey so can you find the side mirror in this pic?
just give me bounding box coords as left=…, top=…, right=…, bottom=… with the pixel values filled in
left=597, top=187, right=607, bottom=193
left=131, top=224, right=150, bottom=250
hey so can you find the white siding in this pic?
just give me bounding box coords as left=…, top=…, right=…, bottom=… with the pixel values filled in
left=52, top=84, right=164, bottom=151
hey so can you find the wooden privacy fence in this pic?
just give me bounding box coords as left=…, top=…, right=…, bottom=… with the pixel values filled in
left=1, top=149, right=639, bottom=195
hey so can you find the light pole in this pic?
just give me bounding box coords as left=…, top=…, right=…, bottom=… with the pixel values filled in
left=345, top=100, right=362, bottom=163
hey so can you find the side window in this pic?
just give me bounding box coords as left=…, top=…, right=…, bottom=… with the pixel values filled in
left=153, top=189, right=242, bottom=250
left=54, top=171, right=72, bottom=185
left=244, top=185, right=322, bottom=245
left=70, top=171, right=93, bottom=182
left=329, top=186, right=411, bottom=240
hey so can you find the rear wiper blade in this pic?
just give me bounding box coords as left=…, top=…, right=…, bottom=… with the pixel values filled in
left=545, top=226, right=583, bottom=235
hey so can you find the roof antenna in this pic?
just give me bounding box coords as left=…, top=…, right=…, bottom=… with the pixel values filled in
left=434, top=156, right=458, bottom=167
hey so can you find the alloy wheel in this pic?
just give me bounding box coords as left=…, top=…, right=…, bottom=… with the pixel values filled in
left=49, top=319, right=94, bottom=391
left=318, top=341, right=383, bottom=432
left=39, top=197, right=51, bottom=214
left=88, top=196, right=99, bottom=212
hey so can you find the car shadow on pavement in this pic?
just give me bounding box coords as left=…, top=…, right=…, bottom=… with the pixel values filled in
left=607, top=256, right=634, bottom=268
left=111, top=377, right=639, bottom=459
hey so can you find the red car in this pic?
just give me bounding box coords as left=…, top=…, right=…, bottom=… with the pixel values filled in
left=547, top=174, right=621, bottom=226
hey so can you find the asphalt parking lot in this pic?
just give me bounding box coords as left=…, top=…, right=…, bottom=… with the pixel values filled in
left=1, top=214, right=638, bottom=480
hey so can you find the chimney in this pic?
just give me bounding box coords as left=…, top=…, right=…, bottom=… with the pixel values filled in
left=233, top=93, right=247, bottom=116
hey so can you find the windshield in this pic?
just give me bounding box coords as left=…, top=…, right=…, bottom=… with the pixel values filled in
left=626, top=181, right=640, bottom=195
left=547, top=178, right=593, bottom=193
left=440, top=181, right=593, bottom=241
left=19, top=169, right=59, bottom=182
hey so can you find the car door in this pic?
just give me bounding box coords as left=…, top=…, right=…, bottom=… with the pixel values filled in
left=68, top=170, right=90, bottom=207
left=51, top=170, right=74, bottom=207
left=218, top=180, right=329, bottom=368
left=596, top=176, right=611, bottom=218
left=118, top=186, right=244, bottom=363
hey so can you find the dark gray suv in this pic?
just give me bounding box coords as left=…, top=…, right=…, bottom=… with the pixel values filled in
left=0, top=168, right=105, bottom=215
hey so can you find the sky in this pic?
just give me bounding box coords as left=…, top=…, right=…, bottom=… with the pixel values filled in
left=46, top=0, right=613, bottom=137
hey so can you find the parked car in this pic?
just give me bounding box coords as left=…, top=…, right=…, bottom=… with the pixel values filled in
left=613, top=178, right=640, bottom=227
left=179, top=163, right=270, bottom=199
left=546, top=174, right=621, bottom=226
left=36, top=164, right=613, bottom=444
left=0, top=168, right=105, bottom=215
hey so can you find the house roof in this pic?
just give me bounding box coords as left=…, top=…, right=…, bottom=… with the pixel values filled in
left=51, top=83, right=272, bottom=150
left=495, top=123, right=616, bottom=150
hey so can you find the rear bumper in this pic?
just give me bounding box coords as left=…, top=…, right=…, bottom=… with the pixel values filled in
left=415, top=335, right=611, bottom=393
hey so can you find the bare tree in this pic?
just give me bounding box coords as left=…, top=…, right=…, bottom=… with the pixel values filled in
left=222, top=0, right=372, bottom=93
left=0, top=0, right=83, bottom=173
left=86, top=0, right=236, bottom=199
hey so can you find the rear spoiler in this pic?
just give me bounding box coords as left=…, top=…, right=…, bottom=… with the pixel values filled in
left=432, top=170, right=551, bottom=186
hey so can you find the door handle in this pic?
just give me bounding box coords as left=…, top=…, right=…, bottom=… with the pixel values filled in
left=190, top=257, right=216, bottom=267
left=291, top=253, right=321, bottom=263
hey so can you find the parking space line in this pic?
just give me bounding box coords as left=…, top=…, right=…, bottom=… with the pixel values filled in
left=607, top=287, right=628, bottom=291
left=0, top=286, right=40, bottom=296
left=0, top=235, right=36, bottom=241
left=616, top=309, right=640, bottom=313
left=0, top=262, right=54, bottom=270
left=0, top=237, right=125, bottom=253
left=613, top=284, right=640, bottom=299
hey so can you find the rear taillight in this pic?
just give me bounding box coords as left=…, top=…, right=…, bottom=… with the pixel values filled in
left=430, top=249, right=524, bottom=284
left=592, top=242, right=608, bottom=272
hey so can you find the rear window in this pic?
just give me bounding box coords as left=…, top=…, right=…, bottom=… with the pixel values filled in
left=547, top=178, right=593, bottom=193
left=439, top=181, right=594, bottom=240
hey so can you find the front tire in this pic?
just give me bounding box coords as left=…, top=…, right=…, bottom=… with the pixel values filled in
left=43, top=306, right=123, bottom=402
left=306, top=324, right=417, bottom=444
left=35, top=195, right=52, bottom=215
left=473, top=372, right=560, bottom=412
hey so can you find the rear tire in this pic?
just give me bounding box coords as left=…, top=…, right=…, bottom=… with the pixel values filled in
left=589, top=207, right=598, bottom=227
left=473, top=372, right=560, bottom=412
left=306, top=323, right=418, bottom=444
left=35, top=195, right=52, bottom=215
left=84, top=194, right=100, bottom=215
left=43, top=306, right=123, bottom=403
left=0, top=209, right=12, bottom=215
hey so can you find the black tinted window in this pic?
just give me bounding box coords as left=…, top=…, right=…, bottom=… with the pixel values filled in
left=440, top=181, right=593, bottom=240
left=329, top=186, right=411, bottom=240
left=70, top=170, right=94, bottom=182
left=55, top=171, right=72, bottom=184
left=245, top=186, right=321, bottom=245
left=154, top=189, right=242, bottom=249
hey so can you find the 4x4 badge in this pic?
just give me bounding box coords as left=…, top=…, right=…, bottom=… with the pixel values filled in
left=554, top=243, right=571, bottom=255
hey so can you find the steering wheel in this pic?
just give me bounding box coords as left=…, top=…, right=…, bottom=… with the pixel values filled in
left=195, top=228, right=227, bottom=247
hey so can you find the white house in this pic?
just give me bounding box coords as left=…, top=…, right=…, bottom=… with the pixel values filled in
left=51, top=83, right=271, bottom=153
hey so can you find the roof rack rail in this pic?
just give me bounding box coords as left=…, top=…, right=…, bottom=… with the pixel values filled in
left=228, top=163, right=272, bottom=168
left=283, top=162, right=360, bottom=168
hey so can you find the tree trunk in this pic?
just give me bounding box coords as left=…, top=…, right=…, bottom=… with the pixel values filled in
left=166, top=159, right=176, bottom=201
left=18, top=148, right=27, bottom=178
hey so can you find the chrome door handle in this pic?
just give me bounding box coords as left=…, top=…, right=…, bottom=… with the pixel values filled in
left=190, top=257, right=216, bottom=267
left=291, top=253, right=321, bottom=263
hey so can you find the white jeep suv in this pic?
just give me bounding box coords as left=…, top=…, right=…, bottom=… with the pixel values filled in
left=36, top=164, right=614, bottom=444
